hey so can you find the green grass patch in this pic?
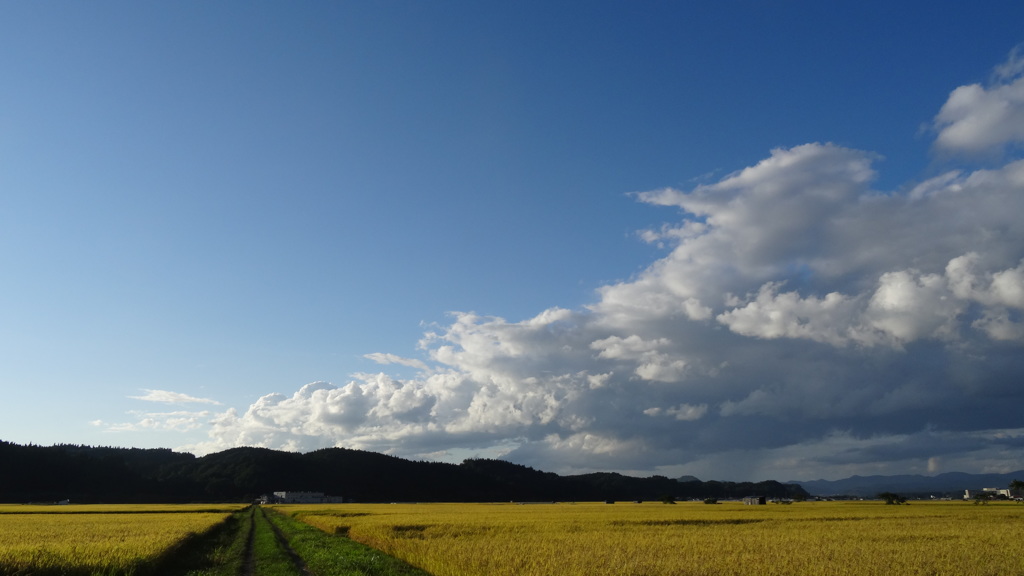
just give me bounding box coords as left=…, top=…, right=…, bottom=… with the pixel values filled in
left=264, top=508, right=432, bottom=576
left=252, top=507, right=307, bottom=576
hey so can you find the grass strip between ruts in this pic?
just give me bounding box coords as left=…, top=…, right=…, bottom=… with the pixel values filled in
left=264, top=508, right=433, bottom=576
left=251, top=506, right=307, bottom=576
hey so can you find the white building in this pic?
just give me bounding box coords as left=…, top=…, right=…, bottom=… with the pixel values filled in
left=263, top=491, right=344, bottom=504
left=963, top=488, right=1011, bottom=500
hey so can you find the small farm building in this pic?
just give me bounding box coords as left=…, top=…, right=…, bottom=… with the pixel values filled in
left=963, top=488, right=1011, bottom=500
left=742, top=496, right=766, bottom=505
left=261, top=491, right=344, bottom=504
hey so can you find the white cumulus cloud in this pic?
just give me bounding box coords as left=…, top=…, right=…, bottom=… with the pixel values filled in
left=169, top=49, right=1024, bottom=481
left=934, top=45, right=1024, bottom=155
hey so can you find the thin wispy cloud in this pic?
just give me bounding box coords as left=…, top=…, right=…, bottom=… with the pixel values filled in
left=129, top=389, right=221, bottom=405
left=96, top=410, right=214, bottom=433
left=364, top=353, right=430, bottom=372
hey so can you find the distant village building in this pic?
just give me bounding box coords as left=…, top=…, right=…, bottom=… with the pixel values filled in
left=742, top=496, right=766, bottom=505
left=963, top=488, right=1011, bottom=500
left=260, top=491, right=344, bottom=504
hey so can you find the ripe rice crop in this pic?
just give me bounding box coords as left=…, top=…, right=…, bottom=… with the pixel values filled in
left=275, top=500, right=1024, bottom=576
left=0, top=503, right=245, bottom=514
left=0, top=509, right=235, bottom=575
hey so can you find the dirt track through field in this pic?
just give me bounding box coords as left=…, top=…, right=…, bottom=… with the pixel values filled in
left=242, top=506, right=315, bottom=576
left=242, top=507, right=256, bottom=576
left=261, top=506, right=316, bottom=576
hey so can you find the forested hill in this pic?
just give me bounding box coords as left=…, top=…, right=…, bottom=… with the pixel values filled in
left=0, top=440, right=807, bottom=503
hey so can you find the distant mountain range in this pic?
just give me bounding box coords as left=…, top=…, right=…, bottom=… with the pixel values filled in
left=0, top=440, right=806, bottom=503
left=15, top=440, right=1016, bottom=502
left=789, top=470, right=1024, bottom=497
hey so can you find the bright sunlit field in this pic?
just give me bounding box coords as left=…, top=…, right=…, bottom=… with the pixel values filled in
left=0, top=505, right=242, bottom=575
left=0, top=503, right=246, bottom=514
left=273, top=500, right=1024, bottom=576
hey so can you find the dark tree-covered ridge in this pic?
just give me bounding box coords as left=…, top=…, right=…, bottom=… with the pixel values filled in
left=0, top=440, right=808, bottom=503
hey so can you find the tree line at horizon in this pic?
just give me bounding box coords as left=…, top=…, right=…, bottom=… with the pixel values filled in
left=0, top=440, right=807, bottom=504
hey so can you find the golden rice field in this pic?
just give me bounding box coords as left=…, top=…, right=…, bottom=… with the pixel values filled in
left=0, top=504, right=243, bottom=575
left=274, top=500, right=1024, bottom=576
left=0, top=503, right=246, bottom=514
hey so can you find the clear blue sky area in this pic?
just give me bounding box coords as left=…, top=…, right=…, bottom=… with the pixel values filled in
left=2, top=1, right=1024, bottom=481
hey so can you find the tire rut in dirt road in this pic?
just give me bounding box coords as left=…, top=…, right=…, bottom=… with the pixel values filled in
left=242, top=506, right=256, bottom=576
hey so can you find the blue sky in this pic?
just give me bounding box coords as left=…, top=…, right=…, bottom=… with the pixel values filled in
left=3, top=1, right=1024, bottom=481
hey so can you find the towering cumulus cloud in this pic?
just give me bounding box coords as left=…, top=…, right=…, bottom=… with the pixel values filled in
left=185, top=49, right=1024, bottom=480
